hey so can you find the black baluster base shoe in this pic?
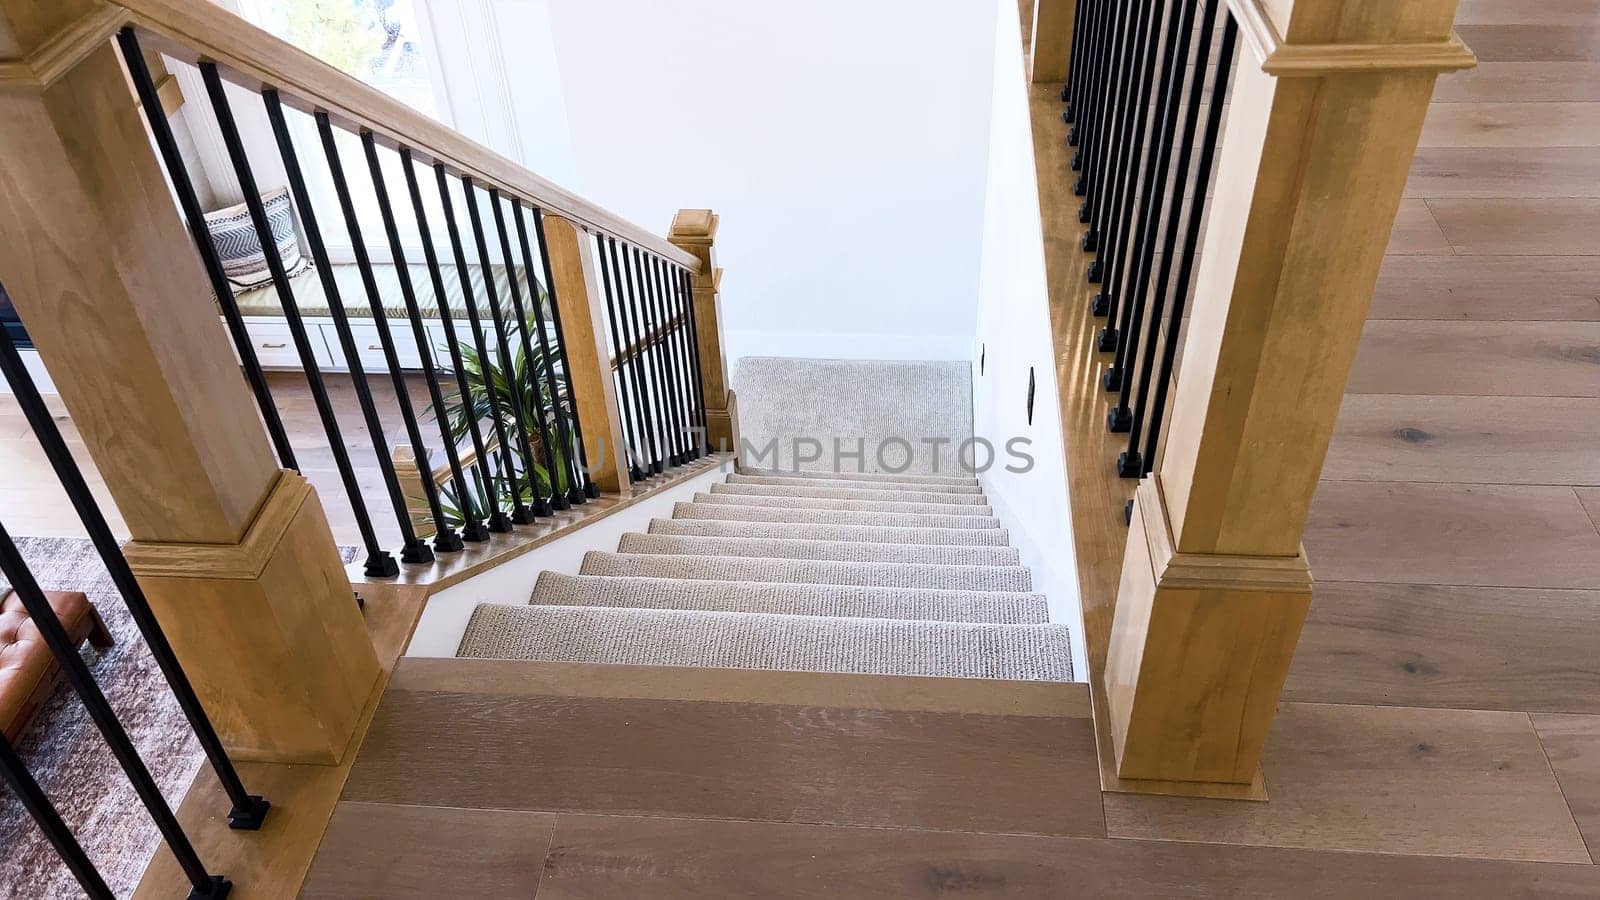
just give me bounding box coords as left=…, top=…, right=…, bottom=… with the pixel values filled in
left=1117, top=450, right=1143, bottom=478
left=1107, top=405, right=1132, bottom=433
left=584, top=480, right=602, bottom=499
left=568, top=487, right=587, bottom=506
left=487, top=511, right=514, bottom=534
left=653, top=461, right=666, bottom=475
left=1073, top=176, right=1086, bottom=196
left=432, top=529, right=465, bottom=553
left=1087, top=261, right=1103, bottom=283
left=400, top=539, right=435, bottom=565
left=1061, top=84, right=1070, bottom=103
left=1082, top=232, right=1098, bottom=253
left=1068, top=127, right=1079, bottom=146
left=1090, top=294, right=1110, bottom=317
left=1061, top=111, right=1071, bottom=125
left=1096, top=326, right=1118, bottom=353
left=630, top=465, right=649, bottom=482
left=1071, top=150, right=1082, bottom=171
left=227, top=795, right=271, bottom=831
left=1124, top=499, right=1135, bottom=526
left=552, top=493, right=572, bottom=511
left=460, top=520, right=491, bottom=543
left=189, top=875, right=232, bottom=900
left=511, top=506, right=538, bottom=526
left=533, top=498, right=554, bottom=518
left=1102, top=365, right=1123, bottom=391
left=1078, top=202, right=1092, bottom=224
left=363, top=551, right=399, bottom=578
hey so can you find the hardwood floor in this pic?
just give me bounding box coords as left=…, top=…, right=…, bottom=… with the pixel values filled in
left=62, top=0, right=1600, bottom=893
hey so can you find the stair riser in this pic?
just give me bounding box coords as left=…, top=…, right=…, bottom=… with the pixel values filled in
left=650, top=518, right=1010, bottom=546
left=672, top=503, right=1003, bottom=530
left=694, top=493, right=995, bottom=517
left=727, top=474, right=985, bottom=495
left=458, top=603, right=1073, bottom=681
left=710, top=484, right=989, bottom=506
left=528, top=574, right=1052, bottom=624
left=739, top=466, right=980, bottom=488
left=618, top=533, right=1021, bottom=567
left=580, top=553, right=1033, bottom=592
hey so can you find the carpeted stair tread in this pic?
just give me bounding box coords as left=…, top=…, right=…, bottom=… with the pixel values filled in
left=694, top=492, right=994, bottom=517
left=710, top=482, right=989, bottom=506
left=726, top=473, right=985, bottom=495
left=456, top=603, right=1072, bottom=681
left=617, top=532, right=1021, bottom=566
left=528, top=573, right=1051, bottom=624
left=739, top=467, right=979, bottom=487
left=671, top=501, right=1004, bottom=531
left=580, top=551, right=1033, bottom=591
left=650, top=517, right=1010, bottom=546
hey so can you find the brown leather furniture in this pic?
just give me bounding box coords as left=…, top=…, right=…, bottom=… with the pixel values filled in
left=0, top=589, right=114, bottom=742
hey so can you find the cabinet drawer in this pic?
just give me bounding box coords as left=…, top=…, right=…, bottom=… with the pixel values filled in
left=319, top=321, right=431, bottom=373
left=235, top=318, right=332, bottom=370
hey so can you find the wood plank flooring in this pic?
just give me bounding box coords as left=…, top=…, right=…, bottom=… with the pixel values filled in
left=205, top=0, right=1600, bottom=893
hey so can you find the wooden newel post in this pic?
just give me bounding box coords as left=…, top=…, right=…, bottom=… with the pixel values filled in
left=1105, top=0, right=1474, bottom=795
left=0, top=5, right=377, bottom=764
left=542, top=214, right=631, bottom=494
left=668, top=209, right=733, bottom=451
left=1029, top=0, right=1078, bottom=83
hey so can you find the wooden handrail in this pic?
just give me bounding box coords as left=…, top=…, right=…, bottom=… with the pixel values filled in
left=106, top=0, right=699, bottom=271
left=609, top=311, right=687, bottom=371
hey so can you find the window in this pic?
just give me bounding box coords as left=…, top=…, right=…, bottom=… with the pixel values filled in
left=235, top=0, right=448, bottom=121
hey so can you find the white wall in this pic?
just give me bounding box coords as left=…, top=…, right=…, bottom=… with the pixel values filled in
left=539, top=0, right=998, bottom=363
left=970, top=0, right=1086, bottom=678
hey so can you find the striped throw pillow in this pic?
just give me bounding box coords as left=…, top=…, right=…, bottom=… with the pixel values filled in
left=203, top=188, right=313, bottom=290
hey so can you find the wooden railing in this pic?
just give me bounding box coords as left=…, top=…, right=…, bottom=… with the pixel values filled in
left=0, top=0, right=730, bottom=780
left=1028, top=0, right=1474, bottom=799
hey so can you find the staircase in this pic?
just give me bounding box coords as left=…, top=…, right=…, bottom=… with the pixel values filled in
left=453, top=359, right=1074, bottom=682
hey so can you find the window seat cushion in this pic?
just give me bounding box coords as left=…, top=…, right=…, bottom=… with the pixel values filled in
left=230, top=262, right=535, bottom=321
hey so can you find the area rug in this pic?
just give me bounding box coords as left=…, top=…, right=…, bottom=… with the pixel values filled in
left=0, top=536, right=357, bottom=899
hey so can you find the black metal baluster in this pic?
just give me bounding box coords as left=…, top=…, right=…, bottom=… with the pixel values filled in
left=1113, top=0, right=1209, bottom=441
left=666, top=262, right=700, bottom=460
left=1069, top=0, right=1107, bottom=158
left=512, top=205, right=576, bottom=508
left=311, top=113, right=454, bottom=561
left=596, top=235, right=648, bottom=479
left=1084, top=0, right=1145, bottom=274
left=117, top=29, right=295, bottom=470
left=434, top=166, right=515, bottom=532
left=631, top=245, right=673, bottom=470
left=0, top=731, right=114, bottom=899
left=1079, top=0, right=1132, bottom=243
left=1112, top=0, right=1216, bottom=448
left=647, top=254, right=687, bottom=465
left=1092, top=0, right=1161, bottom=273
left=0, top=526, right=230, bottom=899
left=200, top=65, right=398, bottom=577
left=0, top=331, right=272, bottom=830
left=1137, top=13, right=1239, bottom=480
left=462, top=177, right=538, bottom=524
left=1099, top=0, right=1194, bottom=335
left=360, top=135, right=465, bottom=553
left=606, top=237, right=657, bottom=476
left=618, top=243, right=663, bottom=474
left=1091, top=0, right=1170, bottom=333
left=678, top=266, right=710, bottom=451
left=499, top=195, right=562, bottom=516
left=398, top=148, right=490, bottom=542
left=1062, top=0, right=1092, bottom=115
left=265, top=95, right=429, bottom=567
left=530, top=209, right=598, bottom=501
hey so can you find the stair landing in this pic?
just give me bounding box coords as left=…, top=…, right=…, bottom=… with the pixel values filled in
left=301, top=657, right=1101, bottom=895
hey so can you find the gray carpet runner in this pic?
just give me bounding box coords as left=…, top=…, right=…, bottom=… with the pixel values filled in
left=459, top=468, right=1071, bottom=680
